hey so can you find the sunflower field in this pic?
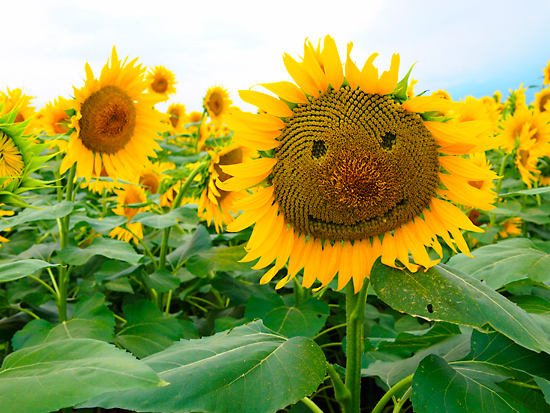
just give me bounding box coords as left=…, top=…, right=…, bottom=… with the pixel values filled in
left=1, top=36, right=550, bottom=413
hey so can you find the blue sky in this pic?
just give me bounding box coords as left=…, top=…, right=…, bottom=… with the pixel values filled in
left=2, top=0, right=549, bottom=113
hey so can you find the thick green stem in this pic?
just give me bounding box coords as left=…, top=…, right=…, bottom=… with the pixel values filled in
left=344, top=279, right=369, bottom=413
left=371, top=374, right=413, bottom=413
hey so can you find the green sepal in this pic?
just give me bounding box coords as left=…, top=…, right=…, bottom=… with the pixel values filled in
left=392, top=62, right=417, bottom=102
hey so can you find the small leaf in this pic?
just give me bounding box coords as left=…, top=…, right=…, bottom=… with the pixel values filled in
left=70, top=213, right=127, bottom=232
left=448, top=238, right=550, bottom=289
left=131, top=205, right=199, bottom=229
left=166, top=224, right=212, bottom=268
left=0, top=259, right=60, bottom=283
left=59, top=237, right=142, bottom=266
left=81, top=321, right=326, bottom=413
left=113, top=299, right=186, bottom=358
left=186, top=244, right=253, bottom=276
left=144, top=269, right=181, bottom=293
left=0, top=338, right=165, bottom=413
left=370, top=260, right=550, bottom=354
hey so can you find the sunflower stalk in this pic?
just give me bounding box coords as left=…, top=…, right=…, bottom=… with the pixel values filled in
left=371, top=374, right=413, bottom=413
left=344, top=279, right=369, bottom=413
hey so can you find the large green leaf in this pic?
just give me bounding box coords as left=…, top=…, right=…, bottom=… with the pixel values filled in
left=131, top=205, right=200, bottom=228
left=0, top=259, right=60, bottom=283
left=81, top=321, right=326, bottom=413
left=411, top=330, right=550, bottom=413
left=59, top=237, right=142, bottom=266
left=370, top=261, right=550, bottom=354
left=0, top=201, right=74, bottom=231
left=209, top=272, right=274, bottom=306
left=245, top=293, right=329, bottom=338
left=12, top=294, right=115, bottom=350
left=0, top=338, right=165, bottom=413
left=186, top=244, right=253, bottom=276
left=112, top=299, right=186, bottom=358
left=491, top=202, right=550, bottom=225
left=166, top=224, right=212, bottom=268
left=447, top=238, right=550, bottom=289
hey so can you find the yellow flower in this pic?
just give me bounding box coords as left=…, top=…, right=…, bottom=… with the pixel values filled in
left=109, top=184, right=148, bottom=243
left=0, top=204, right=14, bottom=245
left=196, top=143, right=252, bottom=233
left=220, top=35, right=498, bottom=292
left=139, top=160, right=174, bottom=195
left=0, top=88, right=37, bottom=135
left=498, top=217, right=522, bottom=238
left=515, top=122, right=543, bottom=188
left=501, top=106, right=550, bottom=154
left=146, top=66, right=176, bottom=97
left=167, top=103, right=190, bottom=135
left=61, top=47, right=168, bottom=183
left=204, top=86, right=232, bottom=128
left=543, top=60, right=550, bottom=86
left=534, top=88, right=550, bottom=114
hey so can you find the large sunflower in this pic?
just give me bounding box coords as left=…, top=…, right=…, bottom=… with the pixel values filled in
left=60, top=47, right=168, bottom=183
left=147, top=66, right=177, bottom=97
left=219, top=36, right=498, bottom=292
left=204, top=86, right=232, bottom=128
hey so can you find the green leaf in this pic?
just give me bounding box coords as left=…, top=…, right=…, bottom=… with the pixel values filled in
left=0, top=201, right=74, bottom=231
left=186, top=244, right=253, bottom=276
left=370, top=260, right=550, bottom=354
left=131, top=205, right=199, bottom=229
left=69, top=213, right=127, bottom=232
left=411, top=330, right=550, bottom=413
left=0, top=259, right=60, bottom=283
left=534, top=377, right=550, bottom=406
left=210, top=272, right=274, bottom=306
left=12, top=294, right=115, bottom=350
left=144, top=269, right=181, bottom=293
left=447, top=238, right=550, bottom=289
left=491, top=203, right=550, bottom=225
left=502, top=187, right=550, bottom=196
left=167, top=224, right=212, bottom=268
left=59, top=237, right=142, bottom=266
left=81, top=321, right=326, bottom=413
left=112, top=299, right=186, bottom=358
left=0, top=338, right=165, bottom=413
left=245, top=293, right=330, bottom=338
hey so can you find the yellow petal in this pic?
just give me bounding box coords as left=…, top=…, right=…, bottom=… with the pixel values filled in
left=217, top=171, right=271, bottom=191
left=227, top=111, right=285, bottom=131
left=430, top=198, right=485, bottom=233
left=336, top=241, right=354, bottom=291
left=303, top=238, right=323, bottom=288
left=260, top=81, right=308, bottom=104
left=322, top=35, right=344, bottom=89
left=283, top=53, right=319, bottom=97
left=302, top=41, right=328, bottom=94
left=376, top=54, right=400, bottom=95
left=220, top=157, right=276, bottom=178
left=359, top=53, right=379, bottom=94
left=233, top=130, right=280, bottom=151
left=381, top=232, right=398, bottom=268
left=351, top=239, right=368, bottom=293
left=402, top=96, right=462, bottom=113
left=345, top=42, right=361, bottom=90
left=239, top=90, right=293, bottom=118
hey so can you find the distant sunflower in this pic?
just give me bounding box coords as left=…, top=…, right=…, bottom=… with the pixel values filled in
left=534, top=88, right=550, bottom=114
left=220, top=35, right=498, bottom=292
left=147, top=66, right=176, bottom=97
left=109, top=184, right=148, bottom=243
left=61, top=47, right=167, bottom=183
left=196, top=144, right=252, bottom=232
left=38, top=96, right=73, bottom=151
left=498, top=217, right=522, bottom=238
left=515, top=123, right=543, bottom=188
left=544, top=60, right=550, bottom=86
left=139, top=160, right=174, bottom=195
left=0, top=88, right=37, bottom=135
left=0, top=204, right=14, bottom=245
left=204, top=86, right=232, bottom=127
left=167, top=103, right=190, bottom=135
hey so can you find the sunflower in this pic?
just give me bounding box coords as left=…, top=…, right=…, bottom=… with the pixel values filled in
left=498, top=217, right=522, bottom=238
left=450, top=96, right=500, bottom=135
left=60, top=47, right=168, bottom=184
left=109, top=184, right=149, bottom=243
left=139, top=160, right=174, bottom=195
left=38, top=96, right=73, bottom=151
left=0, top=88, right=37, bottom=135
left=534, top=88, right=550, bottom=114
left=0, top=204, right=14, bottom=245
left=166, top=103, right=190, bottom=135
left=219, top=35, right=498, bottom=292
left=544, top=60, right=550, bottom=86
left=515, top=123, right=543, bottom=188
left=204, top=86, right=232, bottom=128
left=0, top=107, right=51, bottom=206
left=501, top=106, right=550, bottom=151
left=80, top=167, right=121, bottom=194
left=146, top=66, right=176, bottom=97
left=195, top=143, right=252, bottom=232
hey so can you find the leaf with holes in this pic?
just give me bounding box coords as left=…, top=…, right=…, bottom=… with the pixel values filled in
left=370, top=260, right=550, bottom=354
left=79, top=321, right=326, bottom=413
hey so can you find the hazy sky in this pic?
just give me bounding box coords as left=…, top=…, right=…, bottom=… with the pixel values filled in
left=2, top=0, right=549, bottom=114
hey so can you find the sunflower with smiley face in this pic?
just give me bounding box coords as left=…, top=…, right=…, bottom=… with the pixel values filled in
left=220, top=35, right=499, bottom=292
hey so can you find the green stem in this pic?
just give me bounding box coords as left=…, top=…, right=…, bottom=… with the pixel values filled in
left=344, top=279, right=369, bottom=413
left=371, top=374, right=413, bottom=413
left=313, top=323, right=347, bottom=340
left=300, top=397, right=324, bottom=413
left=326, top=363, right=351, bottom=413
left=164, top=290, right=173, bottom=316
left=28, top=275, right=58, bottom=298
left=3, top=305, right=40, bottom=320
left=392, top=387, right=412, bottom=413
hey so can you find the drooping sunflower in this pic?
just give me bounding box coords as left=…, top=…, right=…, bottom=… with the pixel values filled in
left=60, top=47, right=168, bottom=183
left=0, top=88, right=37, bottom=135
left=109, top=184, right=149, bottom=243
left=146, top=66, right=176, bottom=97
left=534, top=88, right=550, bottom=114
left=204, top=86, right=232, bottom=128
left=0, top=107, right=51, bottom=207
left=219, top=35, right=498, bottom=292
